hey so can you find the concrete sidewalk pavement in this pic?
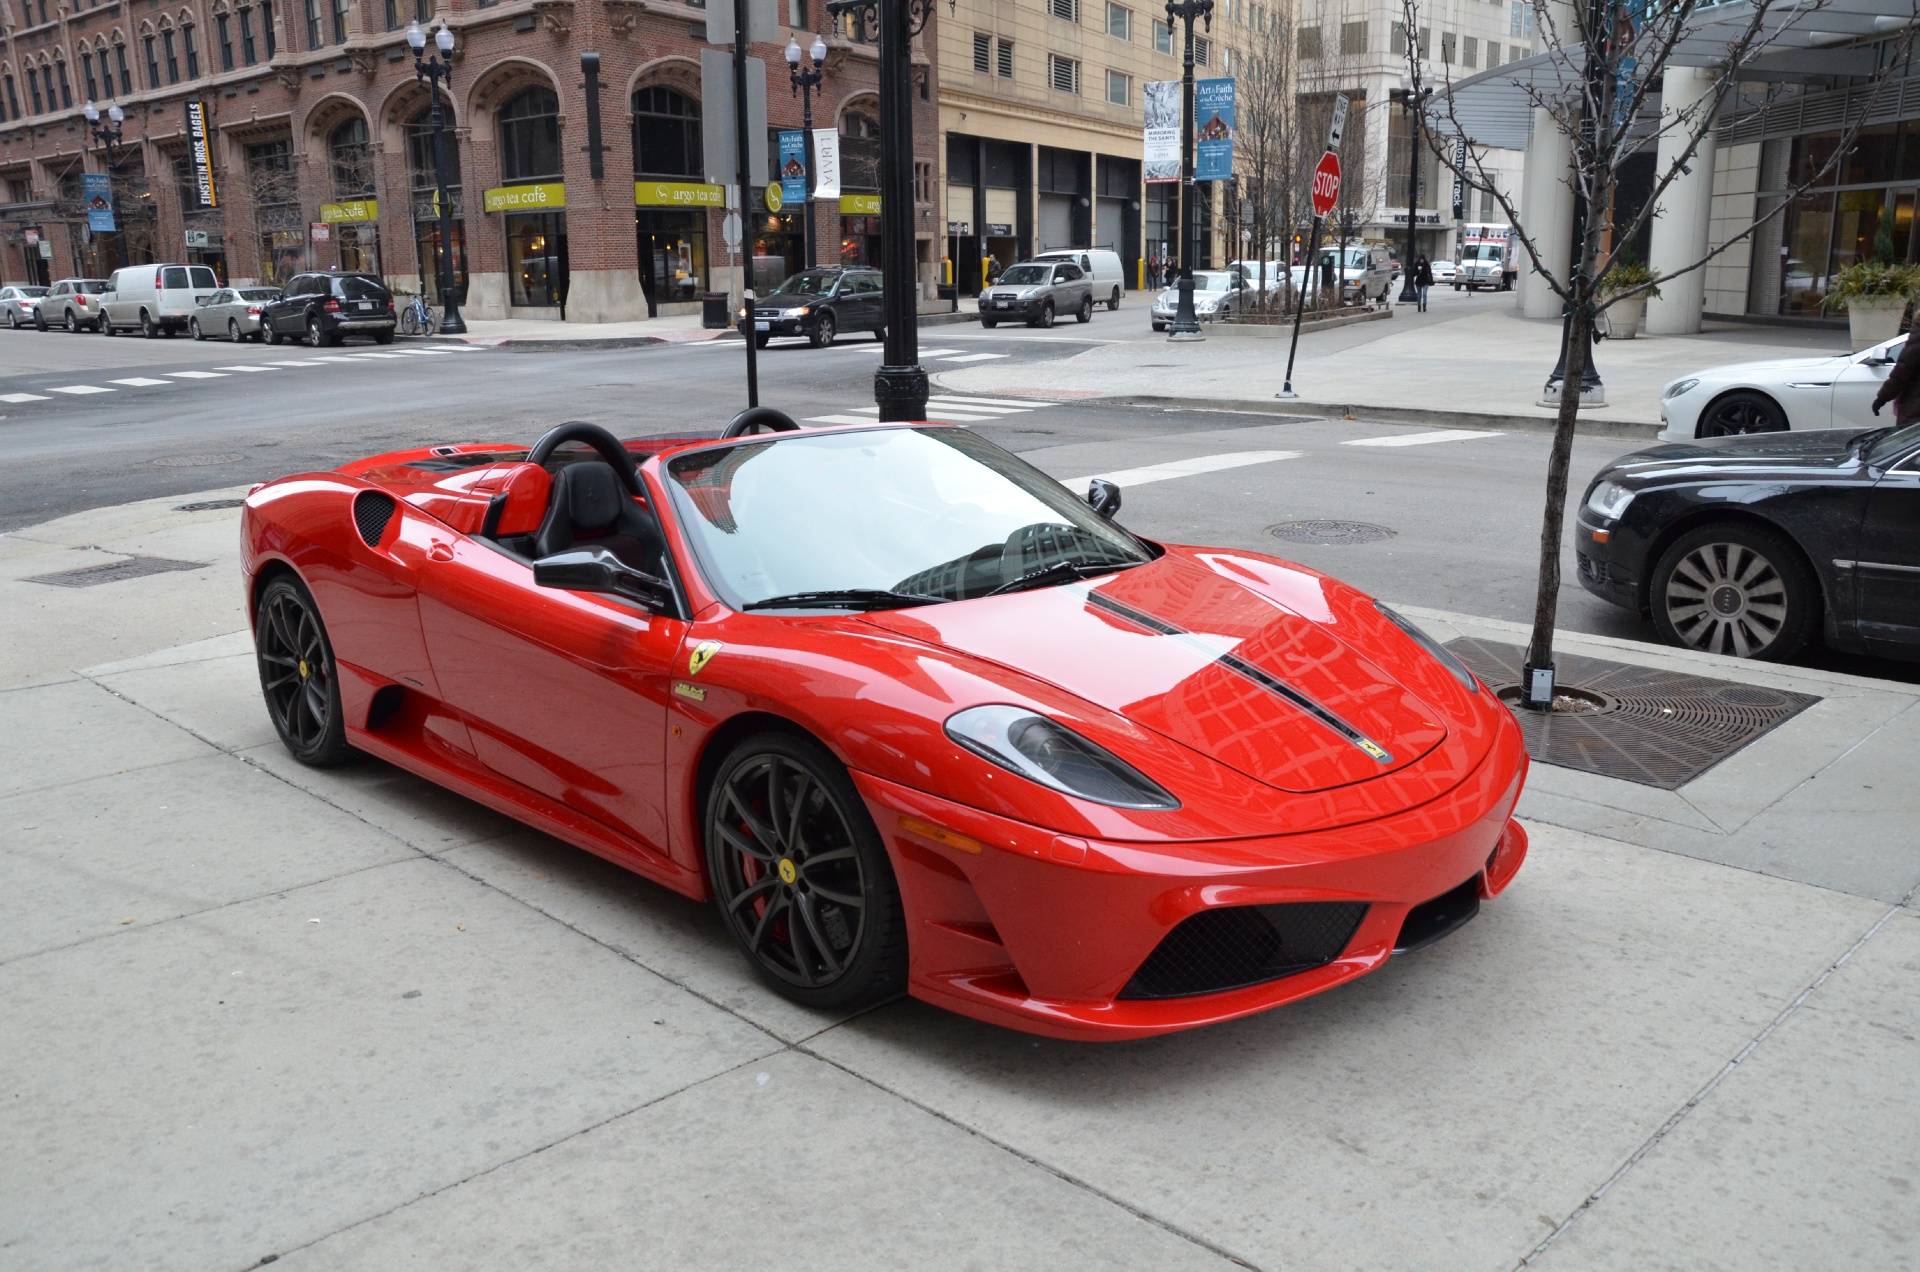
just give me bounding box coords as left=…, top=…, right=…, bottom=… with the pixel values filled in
left=1, top=492, right=1915, bottom=1271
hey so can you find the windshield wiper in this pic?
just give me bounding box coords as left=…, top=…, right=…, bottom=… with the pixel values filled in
left=984, top=559, right=1140, bottom=597
left=743, top=588, right=945, bottom=612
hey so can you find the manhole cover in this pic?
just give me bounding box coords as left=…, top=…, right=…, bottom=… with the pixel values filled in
left=173, top=498, right=247, bottom=512
left=27, top=556, right=209, bottom=588
left=151, top=453, right=245, bottom=467
left=1268, top=520, right=1396, bottom=545
left=1447, top=638, right=1819, bottom=789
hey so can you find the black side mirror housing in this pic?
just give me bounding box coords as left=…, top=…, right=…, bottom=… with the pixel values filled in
left=1087, top=478, right=1122, bottom=520
left=533, top=547, right=674, bottom=612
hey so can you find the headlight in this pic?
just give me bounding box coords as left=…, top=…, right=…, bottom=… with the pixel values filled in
left=1373, top=603, right=1479, bottom=693
left=944, top=705, right=1179, bottom=810
left=781, top=306, right=809, bottom=318
left=1663, top=378, right=1700, bottom=399
left=1585, top=480, right=1635, bottom=520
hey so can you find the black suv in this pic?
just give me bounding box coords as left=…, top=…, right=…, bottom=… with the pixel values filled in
left=263, top=272, right=397, bottom=347
left=751, top=267, right=884, bottom=348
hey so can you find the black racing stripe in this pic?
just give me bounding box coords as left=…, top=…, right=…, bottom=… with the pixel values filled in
left=1086, top=589, right=1394, bottom=764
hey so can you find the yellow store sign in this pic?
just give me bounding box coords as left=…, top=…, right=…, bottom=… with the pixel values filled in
left=635, top=181, right=725, bottom=209
left=839, top=194, right=881, bottom=216
left=484, top=183, right=566, bottom=213
left=319, top=199, right=378, bottom=224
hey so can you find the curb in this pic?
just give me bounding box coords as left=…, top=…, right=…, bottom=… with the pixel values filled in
left=419, top=307, right=977, bottom=350
left=1044, top=393, right=1663, bottom=437
left=1207, top=307, right=1393, bottom=338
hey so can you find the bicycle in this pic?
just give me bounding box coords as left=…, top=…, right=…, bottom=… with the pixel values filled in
left=399, top=293, right=436, bottom=336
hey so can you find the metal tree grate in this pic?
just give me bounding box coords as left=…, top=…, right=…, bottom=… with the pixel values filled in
left=26, top=556, right=209, bottom=588
left=1445, top=638, right=1820, bottom=790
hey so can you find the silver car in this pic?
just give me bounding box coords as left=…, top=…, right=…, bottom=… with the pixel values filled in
left=1150, top=270, right=1250, bottom=330
left=190, top=286, right=284, bottom=342
left=979, top=260, right=1096, bottom=328
left=35, top=278, right=111, bottom=331
left=1, top=284, right=49, bottom=328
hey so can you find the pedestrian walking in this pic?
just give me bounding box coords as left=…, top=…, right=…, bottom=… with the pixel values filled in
left=1872, top=330, right=1920, bottom=421
left=1414, top=255, right=1434, bottom=312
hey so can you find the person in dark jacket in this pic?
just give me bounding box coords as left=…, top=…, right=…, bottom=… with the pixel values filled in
left=1871, top=332, right=1920, bottom=422
left=1413, top=255, right=1434, bottom=311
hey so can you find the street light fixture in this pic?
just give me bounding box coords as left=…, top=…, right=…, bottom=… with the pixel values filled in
left=82, top=101, right=128, bottom=169
left=407, top=19, right=466, bottom=335
left=1164, top=0, right=1213, bottom=341
left=1392, top=81, right=1431, bottom=305
left=784, top=34, right=829, bottom=271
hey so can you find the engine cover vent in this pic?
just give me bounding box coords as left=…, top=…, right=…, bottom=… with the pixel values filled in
left=353, top=490, right=396, bottom=548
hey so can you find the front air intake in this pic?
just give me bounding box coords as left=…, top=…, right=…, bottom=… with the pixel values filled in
left=1118, top=901, right=1369, bottom=1000
left=353, top=490, right=395, bottom=547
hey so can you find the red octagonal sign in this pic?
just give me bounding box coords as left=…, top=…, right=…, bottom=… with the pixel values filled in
left=1311, top=151, right=1342, bottom=218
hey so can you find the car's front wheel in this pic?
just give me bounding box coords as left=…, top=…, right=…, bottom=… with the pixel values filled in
left=981, top=318, right=997, bottom=329
left=809, top=311, right=837, bottom=348
left=1077, top=295, right=1094, bottom=323
left=255, top=573, right=353, bottom=766
left=1649, top=522, right=1817, bottom=661
left=704, top=731, right=907, bottom=1010
left=1698, top=390, right=1787, bottom=437
left=1034, top=300, right=1055, bottom=329
left=189, top=318, right=204, bottom=341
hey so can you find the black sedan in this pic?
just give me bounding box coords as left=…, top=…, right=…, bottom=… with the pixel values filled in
left=750, top=267, right=884, bottom=348
left=1576, top=424, right=1920, bottom=661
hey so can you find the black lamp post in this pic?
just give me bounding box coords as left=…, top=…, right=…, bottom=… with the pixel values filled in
left=407, top=19, right=466, bottom=335
left=785, top=34, right=828, bottom=272
left=1164, top=0, right=1212, bottom=341
left=82, top=101, right=127, bottom=169
left=827, top=0, right=934, bottom=421
left=1392, top=84, right=1430, bottom=304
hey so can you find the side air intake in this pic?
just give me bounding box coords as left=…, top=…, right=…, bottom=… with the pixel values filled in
left=1118, top=901, right=1369, bottom=999
left=353, top=490, right=396, bottom=548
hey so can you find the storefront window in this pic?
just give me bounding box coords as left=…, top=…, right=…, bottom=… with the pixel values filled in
left=840, top=214, right=881, bottom=266
left=637, top=209, right=706, bottom=311
left=753, top=212, right=799, bottom=293
left=633, top=87, right=702, bottom=178
left=330, top=115, right=379, bottom=275
left=506, top=211, right=567, bottom=307
left=1779, top=191, right=1833, bottom=316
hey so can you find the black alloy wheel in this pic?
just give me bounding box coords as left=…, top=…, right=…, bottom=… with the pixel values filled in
left=255, top=574, right=353, bottom=766
left=1650, top=522, right=1816, bottom=661
left=809, top=311, right=837, bottom=348
left=1077, top=295, right=1094, bottom=323
left=1698, top=391, right=1787, bottom=438
left=1034, top=300, right=1056, bottom=329
left=704, top=732, right=906, bottom=1010
left=229, top=318, right=243, bottom=342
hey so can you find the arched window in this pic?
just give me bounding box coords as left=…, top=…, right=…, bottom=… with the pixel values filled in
left=52, top=54, right=71, bottom=109
left=181, top=17, right=200, bottom=77
left=632, top=86, right=701, bottom=179
left=113, top=37, right=133, bottom=93
left=840, top=110, right=880, bottom=191
left=80, top=47, right=98, bottom=99
left=497, top=86, right=560, bottom=184
left=329, top=115, right=373, bottom=197
left=407, top=105, right=463, bottom=191
left=160, top=20, right=180, bottom=84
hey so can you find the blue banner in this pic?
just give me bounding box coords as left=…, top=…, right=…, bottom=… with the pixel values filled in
left=778, top=130, right=808, bottom=208
left=84, top=172, right=116, bottom=233
left=1194, top=77, right=1235, bottom=182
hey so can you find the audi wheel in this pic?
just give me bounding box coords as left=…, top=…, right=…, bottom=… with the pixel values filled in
left=1650, top=522, right=1816, bottom=661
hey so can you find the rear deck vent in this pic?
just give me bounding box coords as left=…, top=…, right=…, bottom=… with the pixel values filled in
left=353, top=490, right=396, bottom=548
left=1119, top=901, right=1368, bottom=1000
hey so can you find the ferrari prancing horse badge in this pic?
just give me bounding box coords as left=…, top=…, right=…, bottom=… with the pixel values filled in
left=688, top=640, right=722, bottom=676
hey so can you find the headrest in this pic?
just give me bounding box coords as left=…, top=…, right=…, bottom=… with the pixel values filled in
left=559, top=461, right=624, bottom=531
left=472, top=462, right=551, bottom=536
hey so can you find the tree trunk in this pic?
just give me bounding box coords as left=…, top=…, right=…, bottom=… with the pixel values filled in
left=1524, top=298, right=1592, bottom=680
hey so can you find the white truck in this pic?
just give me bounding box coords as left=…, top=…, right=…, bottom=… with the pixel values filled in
left=1455, top=224, right=1516, bottom=292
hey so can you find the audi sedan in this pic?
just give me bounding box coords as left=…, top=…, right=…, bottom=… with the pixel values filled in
left=1657, top=334, right=1901, bottom=442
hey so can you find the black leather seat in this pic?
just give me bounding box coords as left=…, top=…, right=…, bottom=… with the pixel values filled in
left=531, top=461, right=667, bottom=575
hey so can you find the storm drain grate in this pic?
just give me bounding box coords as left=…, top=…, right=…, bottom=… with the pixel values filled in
left=173, top=498, right=247, bottom=512
left=1269, top=519, right=1396, bottom=545
left=1445, top=638, right=1820, bottom=789
left=26, top=556, right=209, bottom=588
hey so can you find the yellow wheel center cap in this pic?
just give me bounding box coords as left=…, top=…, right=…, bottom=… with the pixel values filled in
left=776, top=858, right=797, bottom=885
left=297, top=659, right=309, bottom=680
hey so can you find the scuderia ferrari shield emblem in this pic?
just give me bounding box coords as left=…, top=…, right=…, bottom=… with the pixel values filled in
left=688, top=641, right=722, bottom=676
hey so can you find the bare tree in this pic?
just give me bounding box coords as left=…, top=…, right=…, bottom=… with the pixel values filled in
left=1234, top=8, right=1304, bottom=308
left=1407, top=0, right=1917, bottom=701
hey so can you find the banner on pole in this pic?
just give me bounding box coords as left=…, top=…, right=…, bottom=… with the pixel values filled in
left=183, top=101, right=218, bottom=208
left=811, top=129, right=841, bottom=199
left=1451, top=138, right=1467, bottom=219
left=1194, top=78, right=1235, bottom=182
left=778, top=129, right=807, bottom=207
left=83, top=173, right=116, bottom=233
left=1143, top=81, right=1179, bottom=183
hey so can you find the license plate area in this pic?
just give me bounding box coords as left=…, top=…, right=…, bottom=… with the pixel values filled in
left=754, top=321, right=770, bottom=330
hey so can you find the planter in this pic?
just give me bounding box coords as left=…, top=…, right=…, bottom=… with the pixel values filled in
left=1606, top=294, right=1646, bottom=339
left=1845, top=297, right=1908, bottom=351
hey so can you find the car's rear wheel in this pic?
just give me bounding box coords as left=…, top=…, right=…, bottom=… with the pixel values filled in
left=255, top=574, right=353, bottom=766
left=809, top=311, right=837, bottom=348
left=140, top=311, right=159, bottom=339
left=64, top=310, right=78, bottom=333
left=1108, top=287, right=1122, bottom=311
left=5, top=310, right=16, bottom=329
left=373, top=329, right=395, bottom=345
left=1698, top=390, right=1787, bottom=438
left=704, top=731, right=907, bottom=1010
left=1650, top=522, right=1816, bottom=661
left=229, top=318, right=243, bottom=342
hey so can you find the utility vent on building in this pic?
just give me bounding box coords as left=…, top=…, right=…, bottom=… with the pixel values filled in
left=996, top=38, right=1014, bottom=77
left=1048, top=0, right=1079, bottom=20
left=973, top=30, right=991, bottom=72
left=1048, top=53, right=1080, bottom=93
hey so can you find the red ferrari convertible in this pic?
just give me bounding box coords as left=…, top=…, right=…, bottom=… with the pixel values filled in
left=243, top=414, right=1528, bottom=1040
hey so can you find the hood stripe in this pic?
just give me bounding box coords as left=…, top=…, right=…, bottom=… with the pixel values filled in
left=1085, top=590, right=1394, bottom=764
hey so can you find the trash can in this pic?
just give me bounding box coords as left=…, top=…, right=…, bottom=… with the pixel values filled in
left=701, top=292, right=731, bottom=330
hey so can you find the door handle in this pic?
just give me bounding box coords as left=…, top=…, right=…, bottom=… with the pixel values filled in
left=428, top=540, right=455, bottom=563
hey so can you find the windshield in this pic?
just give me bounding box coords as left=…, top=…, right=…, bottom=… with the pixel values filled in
left=999, top=265, right=1051, bottom=286
left=1867, top=422, right=1920, bottom=468
left=664, top=427, right=1152, bottom=609
left=1464, top=245, right=1503, bottom=260
left=1192, top=272, right=1236, bottom=291
left=769, top=271, right=838, bottom=296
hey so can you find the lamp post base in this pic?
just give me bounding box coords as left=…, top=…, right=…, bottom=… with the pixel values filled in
left=437, top=305, right=468, bottom=336
left=1168, top=277, right=1205, bottom=341
left=874, top=363, right=930, bottom=422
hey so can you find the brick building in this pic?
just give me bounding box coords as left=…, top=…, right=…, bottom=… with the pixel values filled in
left=0, top=0, right=940, bottom=323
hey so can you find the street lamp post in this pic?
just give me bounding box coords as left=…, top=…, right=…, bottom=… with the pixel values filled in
left=827, top=0, right=935, bottom=421
left=1393, top=84, right=1430, bottom=304
left=407, top=20, right=467, bottom=335
left=81, top=102, right=127, bottom=277
left=785, top=35, right=828, bottom=272
left=1164, top=0, right=1212, bottom=341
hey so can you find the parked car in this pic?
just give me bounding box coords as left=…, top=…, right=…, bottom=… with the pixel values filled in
left=32, top=278, right=110, bottom=331
left=1032, top=248, right=1127, bottom=310
left=1229, top=259, right=1290, bottom=296
left=979, top=259, right=1096, bottom=328
left=1576, top=423, right=1920, bottom=662
left=1429, top=259, right=1458, bottom=284
left=1150, top=270, right=1249, bottom=330
left=751, top=266, right=885, bottom=348
left=99, top=264, right=221, bottom=337
left=261, top=272, right=397, bottom=346
left=1658, top=333, right=1904, bottom=442
left=191, top=287, right=285, bottom=342
left=1, top=284, right=49, bottom=328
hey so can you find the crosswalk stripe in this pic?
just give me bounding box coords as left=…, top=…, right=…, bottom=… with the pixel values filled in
left=1061, top=450, right=1302, bottom=489
left=165, top=370, right=227, bottom=379
left=920, top=411, right=1007, bottom=422
left=934, top=352, right=1007, bottom=363
left=266, top=360, right=325, bottom=367
left=305, top=356, right=359, bottom=363
left=924, top=398, right=1033, bottom=415
left=47, top=385, right=114, bottom=394
left=1, top=392, right=51, bottom=403
left=924, top=395, right=1047, bottom=409
left=348, top=352, right=410, bottom=359
left=802, top=414, right=880, bottom=425
left=918, top=348, right=965, bottom=356
left=215, top=365, right=279, bottom=372
left=109, top=377, right=173, bottom=386
left=1343, top=429, right=1503, bottom=448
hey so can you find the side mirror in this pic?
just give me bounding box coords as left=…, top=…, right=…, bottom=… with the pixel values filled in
left=533, top=547, right=674, bottom=613
left=1087, top=478, right=1122, bottom=520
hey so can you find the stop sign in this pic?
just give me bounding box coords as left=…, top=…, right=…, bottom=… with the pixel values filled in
left=1311, top=151, right=1342, bottom=219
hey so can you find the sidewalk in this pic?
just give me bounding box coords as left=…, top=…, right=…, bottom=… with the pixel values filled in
left=937, top=301, right=1852, bottom=431
left=2, top=491, right=1914, bottom=1270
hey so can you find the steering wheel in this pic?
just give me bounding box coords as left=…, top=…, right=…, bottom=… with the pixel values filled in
left=720, top=407, right=802, bottom=439
left=525, top=421, right=643, bottom=496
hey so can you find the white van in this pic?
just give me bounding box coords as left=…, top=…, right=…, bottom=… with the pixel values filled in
left=100, top=263, right=221, bottom=337
left=1031, top=248, right=1126, bottom=310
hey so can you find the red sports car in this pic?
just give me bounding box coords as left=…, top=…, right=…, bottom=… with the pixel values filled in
left=242, top=414, right=1529, bottom=1040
